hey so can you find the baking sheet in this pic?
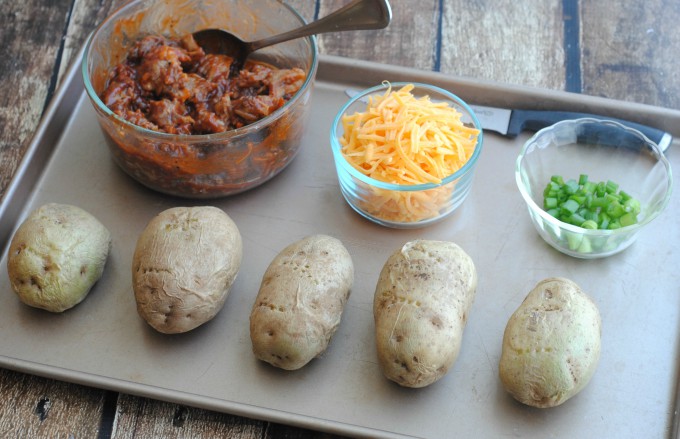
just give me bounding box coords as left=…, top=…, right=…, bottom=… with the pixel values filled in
left=0, top=52, right=679, bottom=439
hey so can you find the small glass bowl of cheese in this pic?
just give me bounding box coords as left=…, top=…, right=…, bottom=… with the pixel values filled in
left=330, top=82, right=483, bottom=228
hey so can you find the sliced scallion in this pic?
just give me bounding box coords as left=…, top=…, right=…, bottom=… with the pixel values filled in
left=542, top=174, right=641, bottom=230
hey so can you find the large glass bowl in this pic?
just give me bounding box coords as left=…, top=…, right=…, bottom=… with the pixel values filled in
left=516, top=118, right=673, bottom=258
left=82, top=0, right=318, bottom=198
left=330, top=82, right=483, bottom=229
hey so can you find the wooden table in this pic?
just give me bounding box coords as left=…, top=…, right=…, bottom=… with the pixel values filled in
left=1, top=0, right=678, bottom=437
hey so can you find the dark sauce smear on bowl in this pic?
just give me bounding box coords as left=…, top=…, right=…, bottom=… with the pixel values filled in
left=100, top=34, right=306, bottom=134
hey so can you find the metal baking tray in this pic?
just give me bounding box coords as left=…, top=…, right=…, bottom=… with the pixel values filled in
left=0, top=49, right=678, bottom=439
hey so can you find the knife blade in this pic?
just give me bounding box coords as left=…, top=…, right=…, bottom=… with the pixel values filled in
left=468, top=104, right=672, bottom=152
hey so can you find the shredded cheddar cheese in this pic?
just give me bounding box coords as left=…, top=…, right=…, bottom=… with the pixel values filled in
left=359, top=186, right=452, bottom=223
left=340, top=83, right=480, bottom=223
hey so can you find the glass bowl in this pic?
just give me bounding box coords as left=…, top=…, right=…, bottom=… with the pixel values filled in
left=516, top=118, right=673, bottom=258
left=82, top=0, right=318, bottom=198
left=330, top=82, right=483, bottom=228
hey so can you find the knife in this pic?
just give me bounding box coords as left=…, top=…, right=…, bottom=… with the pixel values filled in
left=467, top=105, right=672, bottom=152
left=343, top=89, right=672, bottom=152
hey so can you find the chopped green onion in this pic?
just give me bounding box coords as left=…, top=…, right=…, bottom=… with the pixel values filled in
left=570, top=195, right=586, bottom=205
left=577, top=236, right=593, bottom=253
left=566, top=232, right=583, bottom=251
left=624, top=198, right=640, bottom=215
left=542, top=174, right=641, bottom=230
left=620, top=212, right=637, bottom=227
left=581, top=220, right=598, bottom=229
left=561, top=198, right=580, bottom=214
left=569, top=212, right=586, bottom=225
left=605, top=180, right=619, bottom=194
left=606, top=201, right=625, bottom=218
left=600, top=217, right=610, bottom=229
left=564, top=179, right=579, bottom=194
left=551, top=175, right=564, bottom=186
left=591, top=197, right=608, bottom=208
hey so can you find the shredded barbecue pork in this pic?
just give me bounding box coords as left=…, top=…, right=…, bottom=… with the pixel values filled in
left=101, top=35, right=306, bottom=135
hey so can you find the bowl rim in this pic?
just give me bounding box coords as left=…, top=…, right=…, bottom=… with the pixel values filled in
left=330, top=81, right=484, bottom=191
left=515, top=117, right=674, bottom=237
left=81, top=0, right=318, bottom=142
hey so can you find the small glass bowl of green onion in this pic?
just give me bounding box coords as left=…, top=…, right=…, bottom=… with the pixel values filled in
left=516, top=118, right=672, bottom=259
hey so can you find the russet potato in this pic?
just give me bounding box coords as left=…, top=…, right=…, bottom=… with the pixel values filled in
left=499, top=277, right=601, bottom=408
left=7, top=203, right=111, bottom=313
left=249, top=234, right=354, bottom=370
left=132, top=206, right=242, bottom=334
left=373, top=240, right=477, bottom=388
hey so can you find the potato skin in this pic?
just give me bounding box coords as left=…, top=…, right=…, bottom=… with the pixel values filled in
left=249, top=235, right=354, bottom=370
left=7, top=203, right=111, bottom=312
left=499, top=277, right=601, bottom=408
left=132, top=206, right=242, bottom=334
left=374, top=240, right=477, bottom=388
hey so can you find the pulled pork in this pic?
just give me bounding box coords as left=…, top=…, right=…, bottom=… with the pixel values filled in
left=101, top=34, right=306, bottom=134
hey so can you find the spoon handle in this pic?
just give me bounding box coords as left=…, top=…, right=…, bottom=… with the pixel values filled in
left=249, top=0, right=392, bottom=52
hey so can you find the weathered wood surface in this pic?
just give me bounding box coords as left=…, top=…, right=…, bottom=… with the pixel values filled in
left=440, top=0, right=566, bottom=89
left=0, top=0, right=678, bottom=437
left=580, top=0, right=680, bottom=107
left=0, top=369, right=105, bottom=438
left=111, top=394, right=340, bottom=439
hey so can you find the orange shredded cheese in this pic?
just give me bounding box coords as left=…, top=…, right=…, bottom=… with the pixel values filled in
left=340, top=83, right=479, bottom=185
left=359, top=186, right=452, bottom=223
left=340, top=83, right=480, bottom=223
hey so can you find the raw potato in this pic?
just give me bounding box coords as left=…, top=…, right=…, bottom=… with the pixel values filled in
left=499, top=277, right=601, bottom=408
left=374, top=240, right=477, bottom=388
left=132, top=206, right=242, bottom=334
left=249, top=235, right=354, bottom=370
left=7, top=203, right=111, bottom=312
